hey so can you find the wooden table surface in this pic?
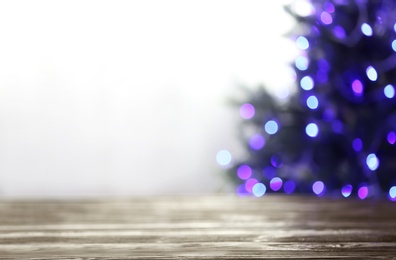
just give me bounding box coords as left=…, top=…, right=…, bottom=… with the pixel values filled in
left=0, top=195, right=396, bottom=259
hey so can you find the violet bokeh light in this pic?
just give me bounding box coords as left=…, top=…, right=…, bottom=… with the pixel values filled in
left=333, top=26, right=346, bottom=39
left=237, top=165, right=252, bottom=180
left=324, top=1, right=335, bottom=13
left=312, top=181, right=325, bottom=196
left=245, top=178, right=258, bottom=193
left=341, top=185, right=352, bottom=197
left=351, top=79, right=363, bottom=95
left=240, top=103, right=255, bottom=119
left=387, top=132, right=396, bottom=144
left=358, top=186, right=368, bottom=200
left=270, top=177, right=283, bottom=191
left=284, top=180, right=296, bottom=194
left=320, top=11, right=332, bottom=25
left=249, top=134, right=265, bottom=150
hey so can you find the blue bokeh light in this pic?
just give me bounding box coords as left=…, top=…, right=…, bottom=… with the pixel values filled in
left=341, top=185, right=353, bottom=197
left=295, top=56, right=309, bottom=70
left=252, top=183, right=266, bottom=197
left=389, top=186, right=396, bottom=201
left=384, top=84, right=395, bottom=98
left=265, top=120, right=279, bottom=135
left=216, top=150, right=232, bottom=166
left=361, top=23, right=373, bottom=36
left=296, top=36, right=309, bottom=50
left=300, top=76, right=314, bottom=90
left=366, top=66, right=378, bottom=81
left=352, top=138, right=363, bottom=152
left=284, top=180, right=296, bottom=194
left=392, top=40, right=396, bottom=52
left=306, top=95, right=319, bottom=109
left=306, top=123, right=319, bottom=137
left=366, top=153, right=379, bottom=171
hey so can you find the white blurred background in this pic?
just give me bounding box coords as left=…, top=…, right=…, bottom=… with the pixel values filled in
left=0, top=0, right=297, bottom=197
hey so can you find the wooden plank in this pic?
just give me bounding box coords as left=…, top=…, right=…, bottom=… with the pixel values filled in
left=0, top=195, right=395, bottom=258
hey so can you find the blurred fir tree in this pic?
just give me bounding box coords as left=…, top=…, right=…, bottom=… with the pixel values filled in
left=229, top=0, right=396, bottom=199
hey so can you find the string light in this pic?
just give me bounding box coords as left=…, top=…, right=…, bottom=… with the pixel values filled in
left=226, top=0, right=396, bottom=198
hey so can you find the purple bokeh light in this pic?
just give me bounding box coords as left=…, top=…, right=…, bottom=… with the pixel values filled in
left=358, top=186, right=368, bottom=200
left=245, top=178, right=258, bottom=193
left=312, top=181, right=325, bottom=196
left=351, top=79, right=363, bottom=95
left=270, top=177, right=283, bottom=191
left=387, top=132, right=396, bottom=144
left=240, top=103, right=255, bottom=119
left=333, top=26, right=346, bottom=39
left=320, top=11, right=332, bottom=25
left=237, top=165, right=252, bottom=180
left=284, top=180, right=296, bottom=194
left=249, top=134, right=265, bottom=150
left=341, top=184, right=353, bottom=197
left=324, top=1, right=335, bottom=13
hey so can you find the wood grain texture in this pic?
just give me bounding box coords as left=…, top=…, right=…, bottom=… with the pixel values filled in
left=0, top=195, right=395, bottom=259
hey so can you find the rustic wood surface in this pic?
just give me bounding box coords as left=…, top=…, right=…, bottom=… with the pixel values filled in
left=0, top=195, right=396, bottom=259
